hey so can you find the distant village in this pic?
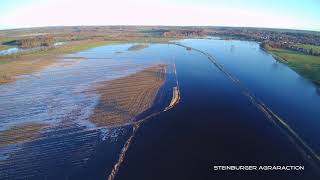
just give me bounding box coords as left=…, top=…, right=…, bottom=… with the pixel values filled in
left=160, top=27, right=320, bottom=56
left=2, top=26, right=320, bottom=56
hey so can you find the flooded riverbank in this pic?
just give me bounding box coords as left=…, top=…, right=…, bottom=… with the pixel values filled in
left=0, top=42, right=65, bottom=56
left=0, top=39, right=319, bottom=179
left=0, top=43, right=178, bottom=179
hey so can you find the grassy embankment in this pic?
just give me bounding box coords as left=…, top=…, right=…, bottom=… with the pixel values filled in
left=264, top=45, right=320, bottom=85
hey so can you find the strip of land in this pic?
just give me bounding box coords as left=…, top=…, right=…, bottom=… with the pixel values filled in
left=263, top=45, right=320, bottom=85
left=88, top=64, right=166, bottom=127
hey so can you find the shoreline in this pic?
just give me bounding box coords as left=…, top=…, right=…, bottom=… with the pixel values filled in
left=262, top=46, right=320, bottom=86
left=0, top=40, right=118, bottom=84
left=0, top=37, right=179, bottom=85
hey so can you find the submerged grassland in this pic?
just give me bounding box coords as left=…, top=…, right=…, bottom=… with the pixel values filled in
left=0, top=123, right=48, bottom=146
left=88, top=64, right=167, bottom=127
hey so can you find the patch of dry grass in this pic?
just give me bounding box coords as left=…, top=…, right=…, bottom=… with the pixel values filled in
left=88, top=64, right=166, bottom=127
left=0, top=55, right=57, bottom=84
left=0, top=123, right=48, bottom=146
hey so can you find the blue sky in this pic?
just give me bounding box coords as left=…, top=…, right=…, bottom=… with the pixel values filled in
left=0, top=0, right=319, bottom=31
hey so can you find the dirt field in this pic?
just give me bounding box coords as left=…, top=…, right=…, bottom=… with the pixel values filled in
left=88, top=64, right=166, bottom=127
left=0, top=55, right=57, bottom=84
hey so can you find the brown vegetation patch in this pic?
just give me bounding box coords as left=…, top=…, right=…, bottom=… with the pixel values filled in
left=89, top=64, right=166, bottom=127
left=0, top=55, right=57, bottom=84
left=164, top=86, right=180, bottom=111
left=0, top=123, right=48, bottom=146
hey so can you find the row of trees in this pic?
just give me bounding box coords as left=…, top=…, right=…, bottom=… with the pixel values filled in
left=16, top=37, right=55, bottom=48
left=162, top=30, right=207, bottom=37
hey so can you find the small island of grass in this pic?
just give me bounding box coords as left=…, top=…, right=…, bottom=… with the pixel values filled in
left=127, top=44, right=148, bottom=51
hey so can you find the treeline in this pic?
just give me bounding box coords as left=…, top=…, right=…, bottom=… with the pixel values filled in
left=261, top=41, right=320, bottom=56
left=289, top=46, right=320, bottom=56
left=2, top=37, right=56, bottom=48
left=162, top=30, right=207, bottom=37
left=16, top=37, right=55, bottom=48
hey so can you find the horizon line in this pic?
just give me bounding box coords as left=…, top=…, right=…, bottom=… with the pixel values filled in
left=0, top=25, right=319, bottom=33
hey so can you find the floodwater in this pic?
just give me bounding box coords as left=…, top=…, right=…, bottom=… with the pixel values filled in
left=0, top=42, right=65, bottom=55
left=0, top=39, right=320, bottom=180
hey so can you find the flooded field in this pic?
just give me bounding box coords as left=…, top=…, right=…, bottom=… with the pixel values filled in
left=0, top=43, right=178, bottom=179
left=0, top=39, right=320, bottom=180
left=0, top=42, right=65, bottom=56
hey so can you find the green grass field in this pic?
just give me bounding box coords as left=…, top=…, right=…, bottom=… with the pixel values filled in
left=266, top=47, right=320, bottom=84
left=296, top=44, right=320, bottom=53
